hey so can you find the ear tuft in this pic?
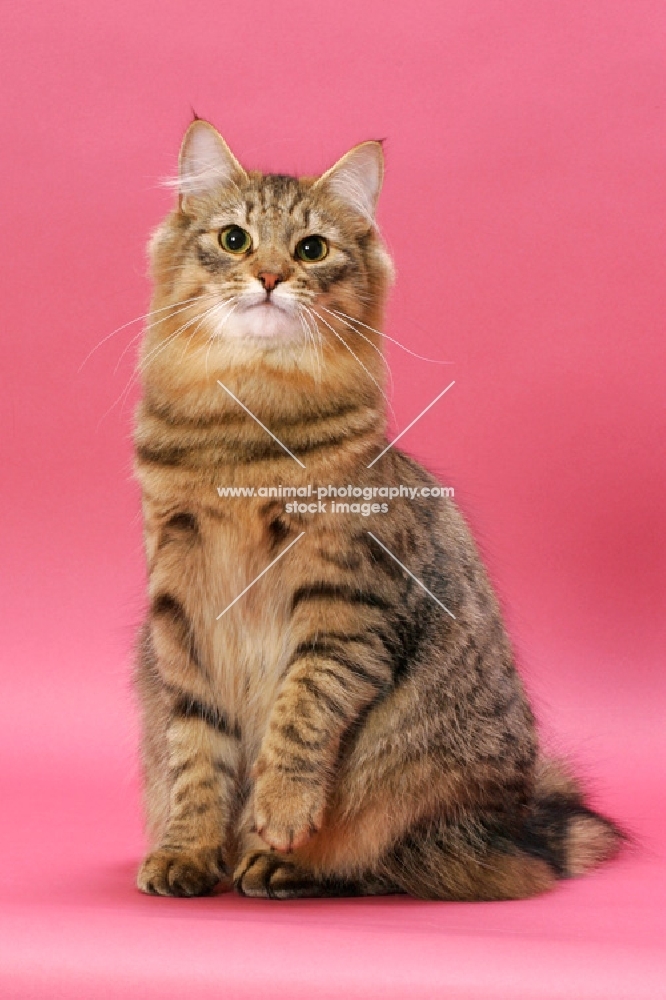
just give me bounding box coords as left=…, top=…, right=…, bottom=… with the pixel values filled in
left=315, top=141, right=385, bottom=224
left=178, top=120, right=246, bottom=209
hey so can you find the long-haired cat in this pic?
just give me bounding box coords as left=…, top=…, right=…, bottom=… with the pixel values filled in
left=133, top=119, right=621, bottom=899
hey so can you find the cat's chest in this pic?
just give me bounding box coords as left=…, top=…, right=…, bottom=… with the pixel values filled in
left=197, top=507, right=294, bottom=743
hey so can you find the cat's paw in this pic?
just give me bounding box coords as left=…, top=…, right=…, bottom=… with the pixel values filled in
left=252, top=763, right=325, bottom=852
left=234, top=850, right=320, bottom=899
left=137, top=845, right=227, bottom=897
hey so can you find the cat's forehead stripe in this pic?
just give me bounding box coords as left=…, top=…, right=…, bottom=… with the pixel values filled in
left=237, top=174, right=314, bottom=231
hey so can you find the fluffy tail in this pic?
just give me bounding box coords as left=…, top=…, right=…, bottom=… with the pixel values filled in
left=517, top=757, right=625, bottom=878
left=371, top=757, right=624, bottom=900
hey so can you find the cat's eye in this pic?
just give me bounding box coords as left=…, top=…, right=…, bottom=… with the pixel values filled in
left=219, top=225, right=252, bottom=255
left=295, top=235, right=328, bottom=262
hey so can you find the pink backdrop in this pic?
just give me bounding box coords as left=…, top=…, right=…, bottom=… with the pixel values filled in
left=1, top=1, right=665, bottom=996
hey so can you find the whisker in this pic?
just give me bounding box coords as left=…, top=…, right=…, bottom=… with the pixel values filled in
left=297, top=305, right=322, bottom=383
left=78, top=294, right=203, bottom=372
left=296, top=308, right=313, bottom=372
left=140, top=301, right=222, bottom=373
left=322, top=307, right=394, bottom=395
left=208, top=297, right=239, bottom=339
left=180, top=297, right=236, bottom=366
left=111, top=326, right=147, bottom=376
left=309, top=310, right=324, bottom=382
left=310, top=304, right=326, bottom=373
left=308, top=307, right=396, bottom=423
left=113, top=297, right=205, bottom=375
left=204, top=300, right=240, bottom=375
left=323, top=306, right=452, bottom=365
left=98, top=303, right=218, bottom=428
left=306, top=305, right=325, bottom=377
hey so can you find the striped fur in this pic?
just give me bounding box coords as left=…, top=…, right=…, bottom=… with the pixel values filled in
left=134, top=120, right=622, bottom=900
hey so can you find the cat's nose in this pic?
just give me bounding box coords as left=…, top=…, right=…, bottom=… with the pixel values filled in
left=258, top=271, right=282, bottom=293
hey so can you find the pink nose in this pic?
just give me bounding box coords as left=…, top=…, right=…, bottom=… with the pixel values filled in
left=258, top=272, right=282, bottom=293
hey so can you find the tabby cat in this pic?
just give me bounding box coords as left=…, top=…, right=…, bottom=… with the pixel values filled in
left=133, top=119, right=621, bottom=899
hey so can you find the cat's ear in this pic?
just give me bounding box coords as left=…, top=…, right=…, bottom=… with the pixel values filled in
left=314, top=141, right=384, bottom=224
left=177, top=120, right=246, bottom=213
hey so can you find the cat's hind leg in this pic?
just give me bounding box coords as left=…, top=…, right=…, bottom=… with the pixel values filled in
left=233, top=810, right=551, bottom=901
left=233, top=833, right=323, bottom=899
left=233, top=809, right=399, bottom=899
left=234, top=843, right=398, bottom=898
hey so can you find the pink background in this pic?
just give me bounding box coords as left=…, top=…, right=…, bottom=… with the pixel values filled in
left=2, top=1, right=665, bottom=996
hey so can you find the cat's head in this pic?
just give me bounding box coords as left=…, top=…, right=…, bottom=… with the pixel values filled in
left=145, top=120, right=393, bottom=391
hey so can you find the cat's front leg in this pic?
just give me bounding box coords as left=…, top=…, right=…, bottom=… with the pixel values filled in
left=137, top=695, right=242, bottom=895
left=253, top=632, right=393, bottom=852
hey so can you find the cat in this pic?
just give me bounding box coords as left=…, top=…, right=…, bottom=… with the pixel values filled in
left=133, top=118, right=622, bottom=899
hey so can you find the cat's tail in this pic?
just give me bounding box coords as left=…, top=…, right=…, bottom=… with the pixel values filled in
left=517, top=756, right=626, bottom=878
left=372, top=756, right=625, bottom=900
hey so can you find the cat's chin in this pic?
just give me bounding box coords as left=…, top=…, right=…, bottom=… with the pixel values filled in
left=217, top=302, right=303, bottom=346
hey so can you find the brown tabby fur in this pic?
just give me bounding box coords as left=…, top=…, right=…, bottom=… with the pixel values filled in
left=133, top=120, right=622, bottom=900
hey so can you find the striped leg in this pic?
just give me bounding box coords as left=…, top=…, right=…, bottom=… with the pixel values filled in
left=137, top=697, right=241, bottom=897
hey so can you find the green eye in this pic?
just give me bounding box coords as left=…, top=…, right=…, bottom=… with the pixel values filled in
left=219, top=225, right=252, bottom=255
left=295, top=235, right=328, bottom=262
